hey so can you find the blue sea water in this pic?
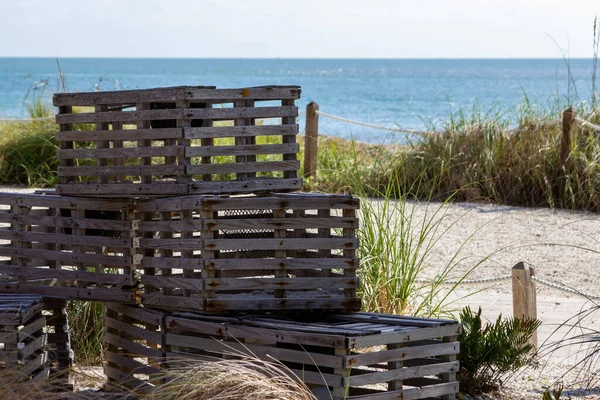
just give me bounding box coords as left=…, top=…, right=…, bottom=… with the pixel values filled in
left=0, top=58, right=596, bottom=143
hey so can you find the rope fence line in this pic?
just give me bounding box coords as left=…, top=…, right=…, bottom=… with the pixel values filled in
left=309, top=108, right=562, bottom=136
left=315, top=110, right=433, bottom=136
left=415, top=275, right=512, bottom=285
left=575, top=115, right=600, bottom=132
left=415, top=273, right=600, bottom=300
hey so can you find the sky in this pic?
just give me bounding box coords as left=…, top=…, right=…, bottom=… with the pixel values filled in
left=1, top=0, right=600, bottom=58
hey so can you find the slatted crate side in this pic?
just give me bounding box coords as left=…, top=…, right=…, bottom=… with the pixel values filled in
left=185, top=101, right=302, bottom=194
left=136, top=194, right=361, bottom=313
left=184, top=86, right=302, bottom=195
left=55, top=86, right=301, bottom=196
left=55, top=100, right=189, bottom=196
left=202, top=193, right=360, bottom=312
left=104, top=303, right=165, bottom=393
left=164, top=312, right=460, bottom=400
left=0, top=194, right=140, bottom=302
left=0, top=297, right=49, bottom=382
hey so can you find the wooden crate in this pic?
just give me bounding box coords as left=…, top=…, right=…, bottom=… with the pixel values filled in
left=104, top=302, right=165, bottom=393
left=53, top=85, right=302, bottom=197
left=0, top=193, right=141, bottom=303
left=136, top=193, right=361, bottom=313
left=44, top=298, right=73, bottom=389
left=0, top=294, right=49, bottom=382
left=166, top=312, right=460, bottom=400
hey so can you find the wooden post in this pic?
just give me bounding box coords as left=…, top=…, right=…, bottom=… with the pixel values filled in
left=512, top=262, right=538, bottom=349
left=304, top=102, right=319, bottom=180
left=561, top=107, right=575, bottom=169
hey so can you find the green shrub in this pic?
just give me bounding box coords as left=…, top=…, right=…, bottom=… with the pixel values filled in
left=458, top=306, right=541, bottom=395
left=0, top=121, right=60, bottom=187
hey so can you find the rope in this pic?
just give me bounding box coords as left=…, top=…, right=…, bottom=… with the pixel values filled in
left=575, top=115, right=600, bottom=132
left=315, top=110, right=433, bottom=136
left=415, top=275, right=512, bottom=285
left=531, top=276, right=600, bottom=300
left=415, top=273, right=600, bottom=300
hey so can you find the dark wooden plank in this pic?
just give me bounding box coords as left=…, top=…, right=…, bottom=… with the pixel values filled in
left=56, top=128, right=182, bottom=141
left=184, top=124, right=298, bottom=139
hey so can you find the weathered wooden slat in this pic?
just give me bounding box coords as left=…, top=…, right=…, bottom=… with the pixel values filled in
left=205, top=277, right=357, bottom=291
left=0, top=246, right=130, bottom=267
left=12, top=317, right=46, bottom=344
left=141, top=275, right=204, bottom=291
left=345, top=342, right=459, bottom=368
left=0, top=214, right=134, bottom=231
left=204, top=258, right=358, bottom=271
left=56, top=128, right=182, bottom=141
left=53, top=86, right=215, bottom=106
left=105, top=351, right=161, bottom=376
left=346, top=382, right=459, bottom=400
left=184, top=124, right=298, bottom=139
left=58, top=165, right=185, bottom=177
left=204, top=298, right=360, bottom=312
left=203, top=238, right=357, bottom=251
left=0, top=283, right=138, bottom=302
left=202, top=217, right=357, bottom=231
left=196, top=194, right=360, bottom=210
left=0, top=264, right=132, bottom=286
left=188, top=178, right=302, bottom=194
left=166, top=335, right=342, bottom=369
left=56, top=183, right=188, bottom=196
left=184, top=106, right=297, bottom=120
left=348, top=361, right=459, bottom=387
left=187, top=160, right=300, bottom=175
left=352, top=324, right=462, bottom=348
left=185, top=143, right=298, bottom=157
left=103, top=332, right=162, bottom=359
left=138, top=237, right=202, bottom=250
left=56, top=108, right=183, bottom=124
left=141, top=293, right=204, bottom=311
left=0, top=193, right=133, bottom=210
left=57, top=145, right=184, bottom=159
left=105, top=316, right=161, bottom=344
left=104, top=303, right=163, bottom=326
left=185, top=86, right=300, bottom=101
left=104, top=365, right=155, bottom=392
left=0, top=229, right=132, bottom=248
left=137, top=219, right=203, bottom=232
left=166, top=317, right=345, bottom=347
left=141, top=257, right=201, bottom=270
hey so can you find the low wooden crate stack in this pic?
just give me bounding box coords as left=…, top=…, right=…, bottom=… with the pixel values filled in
left=0, top=294, right=72, bottom=388
left=0, top=85, right=460, bottom=399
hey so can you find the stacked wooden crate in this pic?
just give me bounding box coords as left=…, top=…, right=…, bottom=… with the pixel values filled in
left=0, top=294, right=72, bottom=389
left=0, top=85, right=459, bottom=399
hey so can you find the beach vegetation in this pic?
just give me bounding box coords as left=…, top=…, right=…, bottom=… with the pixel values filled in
left=457, top=306, right=541, bottom=396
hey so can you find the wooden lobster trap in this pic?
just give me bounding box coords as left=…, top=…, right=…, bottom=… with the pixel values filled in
left=0, top=193, right=140, bottom=303
left=165, top=312, right=460, bottom=400
left=53, top=85, right=302, bottom=197
left=104, top=302, right=165, bottom=394
left=0, top=294, right=48, bottom=383
left=137, top=193, right=361, bottom=313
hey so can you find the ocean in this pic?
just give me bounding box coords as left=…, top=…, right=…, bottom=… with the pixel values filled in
left=0, top=58, right=595, bottom=143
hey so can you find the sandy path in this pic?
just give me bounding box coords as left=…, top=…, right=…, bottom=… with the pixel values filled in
left=392, top=200, right=600, bottom=399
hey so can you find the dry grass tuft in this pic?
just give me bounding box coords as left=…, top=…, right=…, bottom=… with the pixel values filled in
left=149, top=356, right=316, bottom=400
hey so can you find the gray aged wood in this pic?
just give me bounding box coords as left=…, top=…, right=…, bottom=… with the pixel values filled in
left=54, top=86, right=302, bottom=196
left=136, top=193, right=361, bottom=313
left=99, top=306, right=460, bottom=400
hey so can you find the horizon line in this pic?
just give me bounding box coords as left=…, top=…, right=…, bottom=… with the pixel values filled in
left=0, top=56, right=597, bottom=60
